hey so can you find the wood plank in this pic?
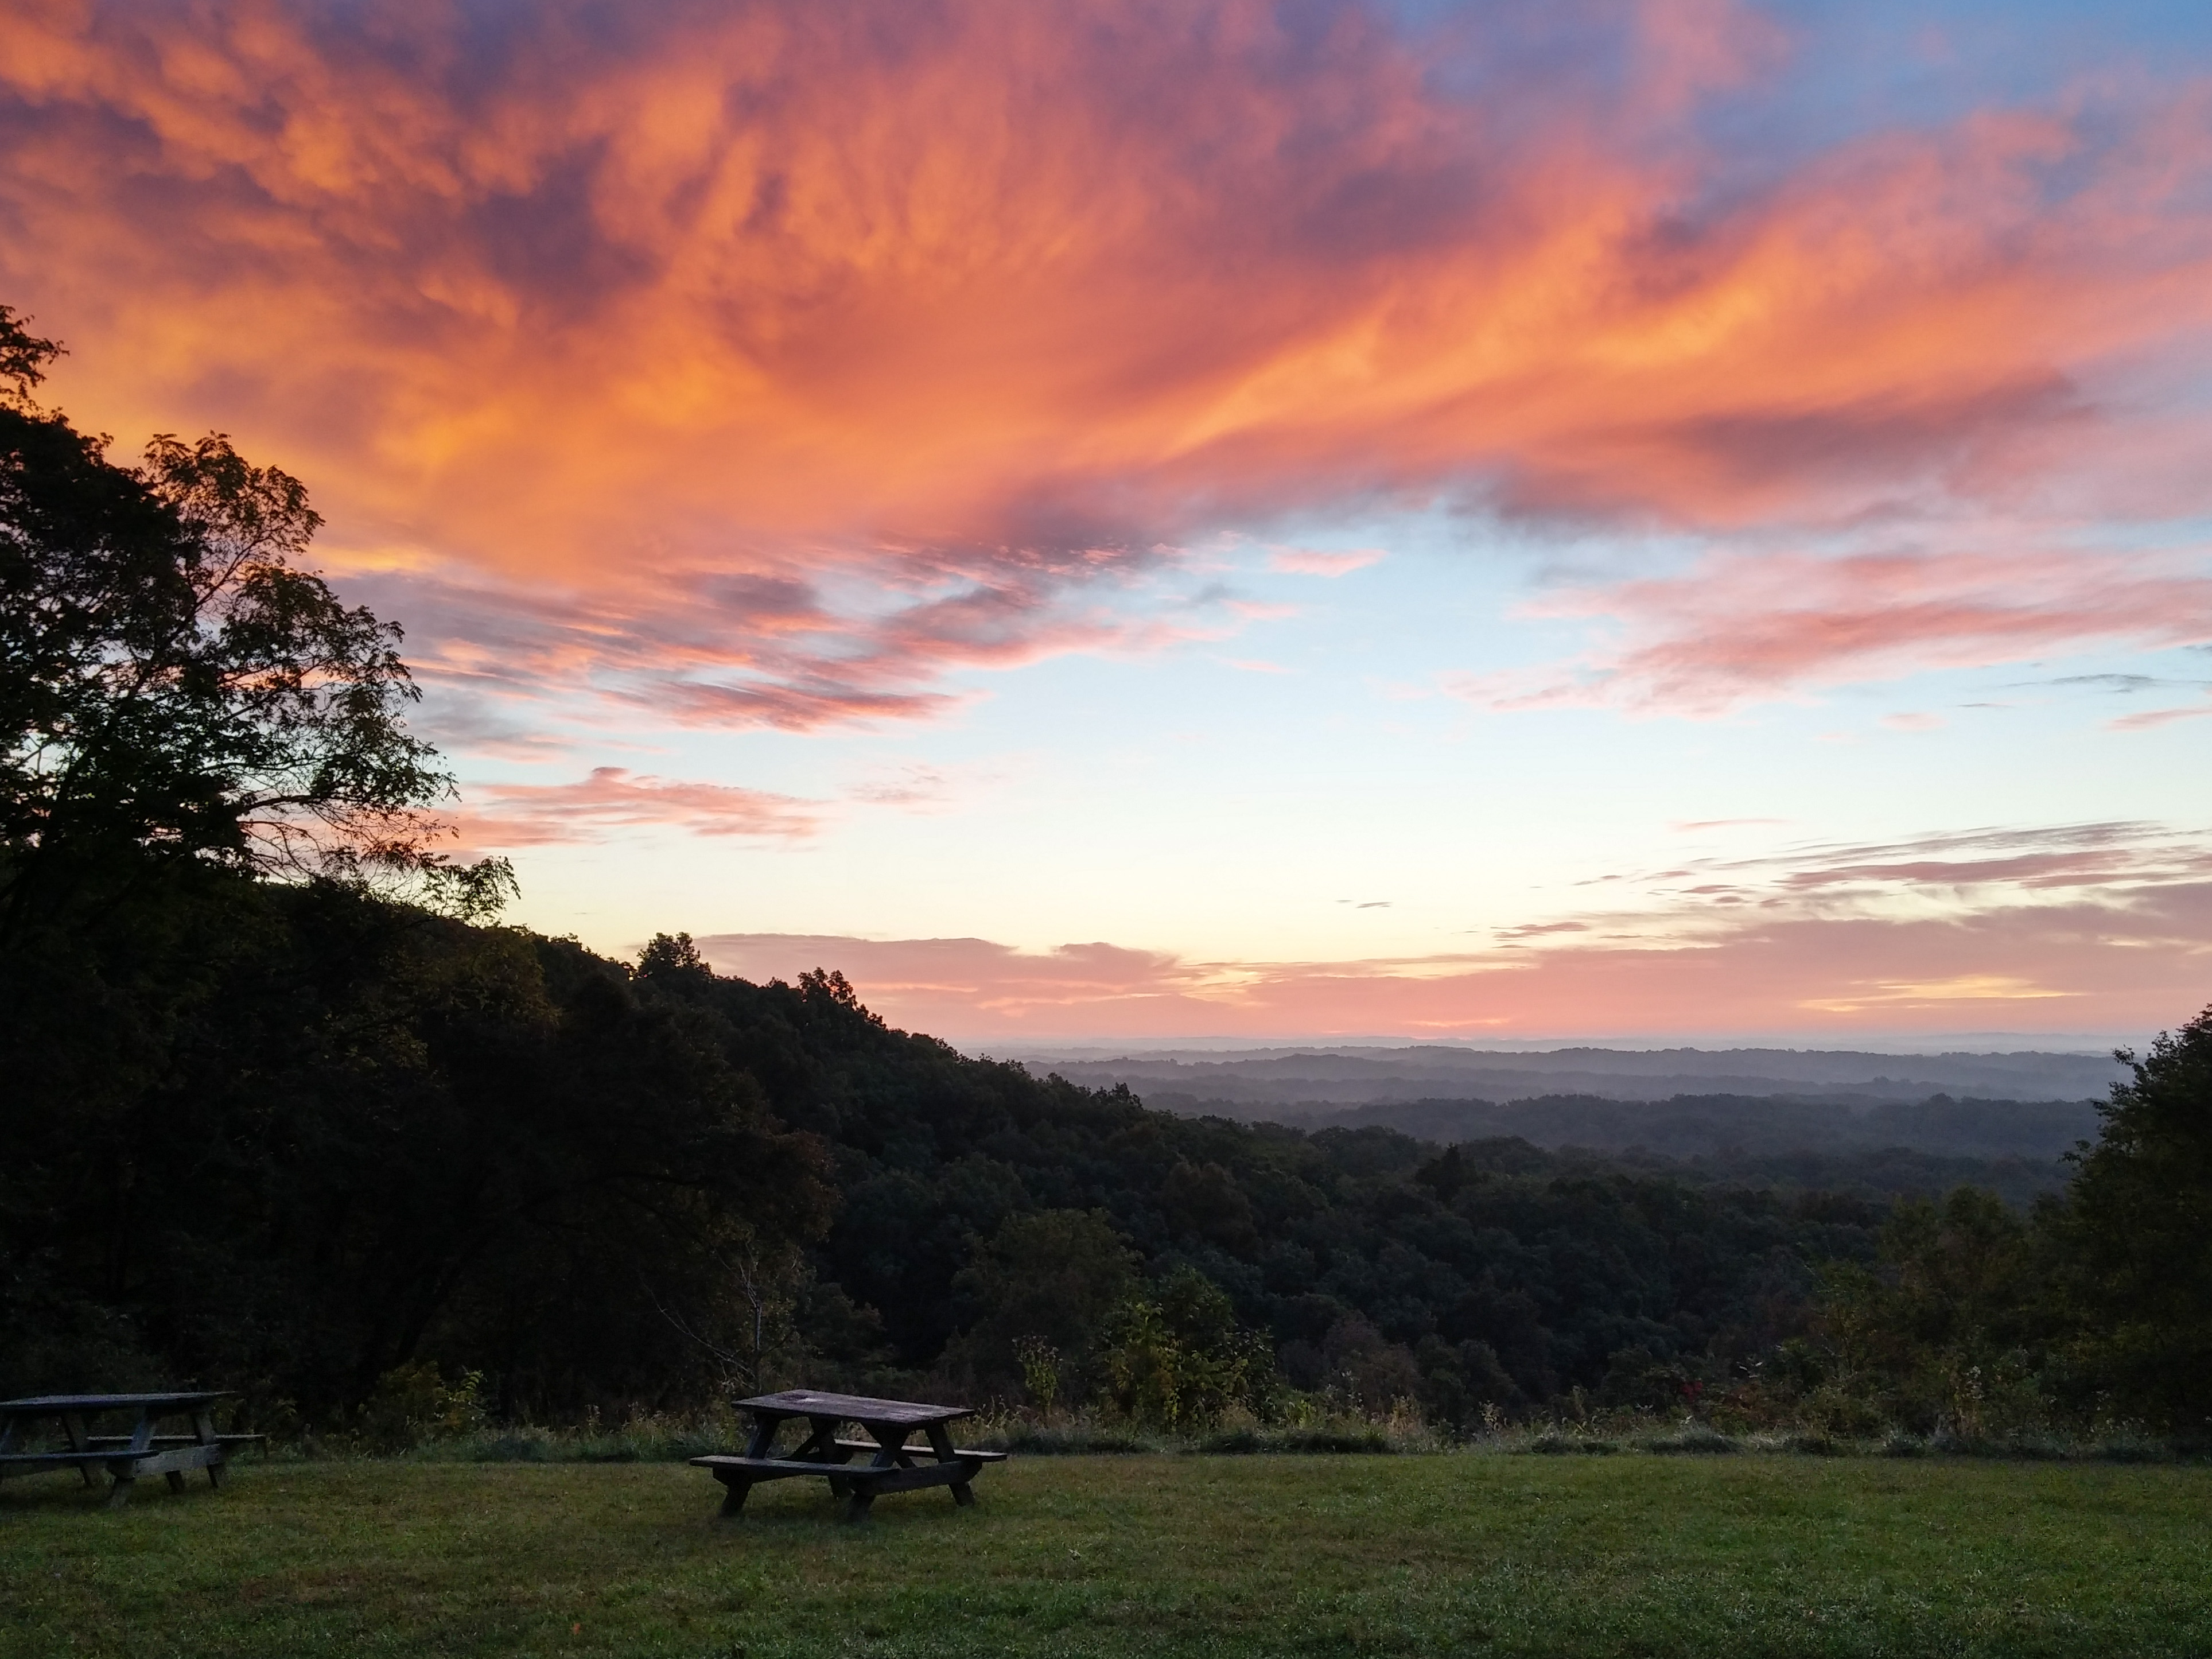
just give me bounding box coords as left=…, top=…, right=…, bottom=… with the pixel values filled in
left=2, top=1446, right=227, bottom=1481
left=734, top=1390, right=973, bottom=1427
left=0, top=1451, right=112, bottom=1470
left=0, top=1392, right=234, bottom=1413
left=82, top=1434, right=263, bottom=1448
left=830, top=1437, right=1006, bottom=1463
left=688, top=1455, right=861, bottom=1483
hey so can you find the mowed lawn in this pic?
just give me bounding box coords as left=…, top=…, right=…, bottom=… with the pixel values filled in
left=3, top=1454, right=2209, bottom=1658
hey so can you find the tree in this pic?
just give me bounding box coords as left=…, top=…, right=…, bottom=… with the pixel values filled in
left=1098, top=1265, right=1277, bottom=1429
left=1817, top=1186, right=2045, bottom=1435
left=948, top=1209, right=1141, bottom=1396
left=0, top=305, right=489, bottom=933
left=2054, top=1005, right=2212, bottom=1428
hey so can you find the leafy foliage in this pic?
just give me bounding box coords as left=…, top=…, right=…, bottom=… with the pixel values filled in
left=0, top=308, right=486, bottom=940
left=2051, top=1007, right=2212, bottom=1427
left=1791, top=1007, right=2212, bottom=1437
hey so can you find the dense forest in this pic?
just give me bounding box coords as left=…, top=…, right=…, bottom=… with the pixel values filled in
left=5, top=301, right=2210, bottom=1442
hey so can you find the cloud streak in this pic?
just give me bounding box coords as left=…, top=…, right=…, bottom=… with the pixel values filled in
left=458, top=768, right=822, bottom=846
left=1455, top=547, right=2212, bottom=716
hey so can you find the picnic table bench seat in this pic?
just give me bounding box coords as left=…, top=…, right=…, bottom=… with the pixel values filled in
left=829, top=1437, right=1008, bottom=1463
left=81, top=1433, right=266, bottom=1449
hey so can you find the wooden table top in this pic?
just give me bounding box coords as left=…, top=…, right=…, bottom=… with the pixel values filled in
left=735, top=1390, right=973, bottom=1427
left=0, top=1392, right=236, bottom=1415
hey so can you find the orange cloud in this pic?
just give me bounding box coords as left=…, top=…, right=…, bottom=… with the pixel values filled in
left=5, top=2, right=2212, bottom=722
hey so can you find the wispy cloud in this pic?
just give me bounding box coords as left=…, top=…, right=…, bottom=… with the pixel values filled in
left=457, top=768, right=823, bottom=847
left=2109, top=697, right=2212, bottom=731
left=1267, top=547, right=1387, bottom=577
left=1453, top=547, right=2212, bottom=716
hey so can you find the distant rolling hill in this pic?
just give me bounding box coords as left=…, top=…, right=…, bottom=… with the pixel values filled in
left=1011, top=1043, right=2125, bottom=1110
left=1009, top=1044, right=2118, bottom=1205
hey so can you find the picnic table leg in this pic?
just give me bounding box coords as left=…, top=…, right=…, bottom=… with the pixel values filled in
left=862, top=1425, right=917, bottom=1468
left=192, top=1408, right=225, bottom=1490
left=839, top=1489, right=874, bottom=1524
left=741, top=1413, right=782, bottom=1459
left=61, top=1412, right=100, bottom=1489
left=715, top=1470, right=755, bottom=1517
left=106, top=1405, right=158, bottom=1509
left=924, top=1425, right=975, bottom=1508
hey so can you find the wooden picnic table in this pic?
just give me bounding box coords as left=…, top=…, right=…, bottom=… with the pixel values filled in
left=0, top=1392, right=261, bottom=1508
left=690, top=1390, right=1007, bottom=1522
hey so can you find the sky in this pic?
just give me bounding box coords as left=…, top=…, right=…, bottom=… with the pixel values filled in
left=3, top=0, right=2210, bottom=1044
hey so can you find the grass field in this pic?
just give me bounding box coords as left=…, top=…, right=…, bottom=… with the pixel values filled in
left=3, top=1453, right=2209, bottom=1658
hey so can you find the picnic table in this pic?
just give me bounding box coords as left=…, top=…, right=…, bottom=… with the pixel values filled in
left=691, top=1390, right=1007, bottom=1522
left=0, top=1392, right=261, bottom=1508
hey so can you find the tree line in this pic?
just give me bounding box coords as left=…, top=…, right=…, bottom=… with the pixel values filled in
left=4, top=301, right=2207, bottom=1440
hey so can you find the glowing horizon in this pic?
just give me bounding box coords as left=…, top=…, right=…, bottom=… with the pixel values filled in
left=4, top=0, right=2209, bottom=1040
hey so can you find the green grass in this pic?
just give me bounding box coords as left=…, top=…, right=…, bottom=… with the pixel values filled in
left=3, top=1454, right=2209, bottom=1657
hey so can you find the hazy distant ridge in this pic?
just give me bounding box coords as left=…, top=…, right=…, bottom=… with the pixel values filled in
left=1018, top=1044, right=2125, bottom=1108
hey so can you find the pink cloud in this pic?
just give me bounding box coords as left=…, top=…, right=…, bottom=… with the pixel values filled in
left=2109, top=699, right=2212, bottom=731
left=456, top=768, right=822, bottom=848
left=1457, top=547, right=2212, bottom=716
left=1608, top=821, right=2212, bottom=907
left=1267, top=547, right=1387, bottom=577
left=691, top=891, right=2212, bottom=1040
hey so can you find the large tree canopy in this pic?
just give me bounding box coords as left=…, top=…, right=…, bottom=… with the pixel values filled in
left=0, top=306, right=467, bottom=932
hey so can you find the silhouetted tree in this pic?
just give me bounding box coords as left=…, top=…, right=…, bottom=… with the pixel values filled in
left=0, top=305, right=489, bottom=937
left=2054, top=1006, right=2212, bottom=1428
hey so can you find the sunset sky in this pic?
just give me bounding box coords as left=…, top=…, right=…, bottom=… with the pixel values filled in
left=5, top=0, right=2210, bottom=1042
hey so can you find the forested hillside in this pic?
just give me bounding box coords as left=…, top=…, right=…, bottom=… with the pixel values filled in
left=14, top=891, right=2209, bottom=1437
left=0, top=890, right=1890, bottom=1428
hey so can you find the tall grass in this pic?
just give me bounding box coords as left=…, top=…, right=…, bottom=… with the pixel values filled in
left=263, top=1401, right=2205, bottom=1465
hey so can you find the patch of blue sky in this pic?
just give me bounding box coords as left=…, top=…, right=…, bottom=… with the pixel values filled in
left=497, top=496, right=2209, bottom=962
